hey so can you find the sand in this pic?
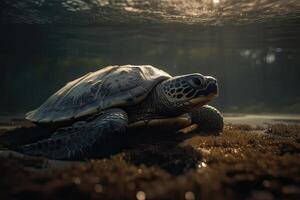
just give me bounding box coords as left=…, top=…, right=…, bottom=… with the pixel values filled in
left=0, top=115, right=299, bottom=200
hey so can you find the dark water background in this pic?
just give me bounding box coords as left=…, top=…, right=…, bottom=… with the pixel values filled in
left=1, top=0, right=300, bottom=115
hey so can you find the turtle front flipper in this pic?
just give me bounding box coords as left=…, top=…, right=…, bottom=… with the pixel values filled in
left=183, top=105, right=224, bottom=134
left=18, top=108, right=128, bottom=160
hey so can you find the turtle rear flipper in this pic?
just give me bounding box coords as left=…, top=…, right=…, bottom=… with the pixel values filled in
left=18, top=108, right=128, bottom=160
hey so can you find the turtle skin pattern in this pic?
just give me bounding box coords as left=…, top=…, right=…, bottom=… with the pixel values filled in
left=19, top=109, right=128, bottom=160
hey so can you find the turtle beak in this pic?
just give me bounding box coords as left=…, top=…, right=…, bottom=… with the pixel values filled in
left=205, top=76, right=218, bottom=97
left=189, top=76, right=218, bottom=106
left=189, top=93, right=216, bottom=106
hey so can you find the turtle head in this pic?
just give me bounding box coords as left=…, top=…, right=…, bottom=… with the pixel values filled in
left=159, top=73, right=218, bottom=113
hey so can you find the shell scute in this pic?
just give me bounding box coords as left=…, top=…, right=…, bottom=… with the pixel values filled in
left=26, top=65, right=171, bottom=123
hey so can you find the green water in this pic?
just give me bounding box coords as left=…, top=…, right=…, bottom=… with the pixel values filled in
left=1, top=0, right=300, bottom=115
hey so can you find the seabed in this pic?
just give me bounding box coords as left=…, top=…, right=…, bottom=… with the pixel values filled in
left=0, top=115, right=299, bottom=200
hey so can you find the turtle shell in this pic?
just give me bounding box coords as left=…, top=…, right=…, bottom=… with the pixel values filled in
left=26, top=65, right=171, bottom=123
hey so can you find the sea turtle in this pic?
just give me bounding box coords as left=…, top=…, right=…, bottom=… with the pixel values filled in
left=18, top=65, right=223, bottom=160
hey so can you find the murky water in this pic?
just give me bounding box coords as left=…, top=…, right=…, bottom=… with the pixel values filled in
left=1, top=0, right=300, bottom=115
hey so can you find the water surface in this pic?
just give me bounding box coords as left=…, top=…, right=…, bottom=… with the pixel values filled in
left=1, top=0, right=300, bottom=115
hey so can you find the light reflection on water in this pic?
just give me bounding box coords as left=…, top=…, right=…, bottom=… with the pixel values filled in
left=2, top=0, right=300, bottom=25
left=0, top=1, right=300, bottom=115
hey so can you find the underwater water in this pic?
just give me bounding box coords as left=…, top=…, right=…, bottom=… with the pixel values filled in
left=1, top=0, right=300, bottom=115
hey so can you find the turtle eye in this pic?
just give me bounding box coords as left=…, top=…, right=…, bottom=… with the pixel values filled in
left=190, top=77, right=202, bottom=87
left=193, top=78, right=201, bottom=85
